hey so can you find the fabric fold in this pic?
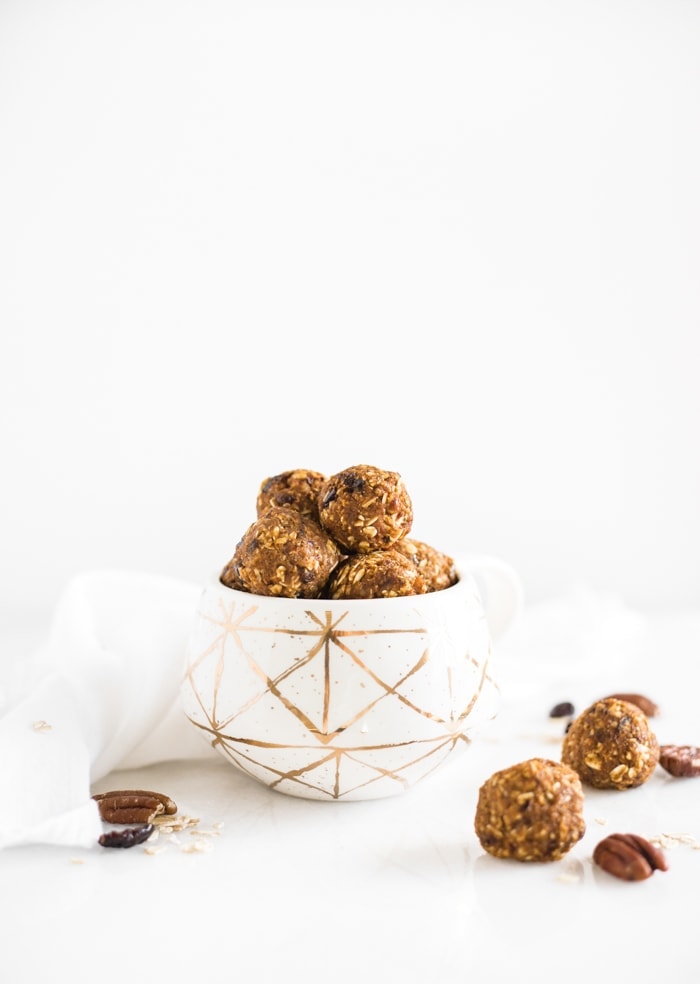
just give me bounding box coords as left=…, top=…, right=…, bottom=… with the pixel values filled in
left=0, top=570, right=213, bottom=850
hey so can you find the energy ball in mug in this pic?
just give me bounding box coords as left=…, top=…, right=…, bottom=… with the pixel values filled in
left=325, top=548, right=427, bottom=600
left=256, top=469, right=327, bottom=523
left=393, top=538, right=458, bottom=592
left=317, top=464, right=413, bottom=554
left=221, top=506, right=341, bottom=599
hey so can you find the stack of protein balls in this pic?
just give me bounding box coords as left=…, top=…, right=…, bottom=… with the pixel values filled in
left=219, top=464, right=458, bottom=599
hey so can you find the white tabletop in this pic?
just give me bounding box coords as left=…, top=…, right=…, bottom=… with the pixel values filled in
left=3, top=602, right=699, bottom=984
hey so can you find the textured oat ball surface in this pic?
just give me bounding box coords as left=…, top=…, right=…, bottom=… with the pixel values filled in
left=219, top=557, right=247, bottom=591
left=256, top=469, right=327, bottom=522
left=561, top=696, right=660, bottom=790
left=474, top=758, right=586, bottom=862
left=325, top=548, right=427, bottom=600
left=317, top=464, right=413, bottom=554
left=393, top=538, right=458, bottom=592
left=221, top=506, right=341, bottom=598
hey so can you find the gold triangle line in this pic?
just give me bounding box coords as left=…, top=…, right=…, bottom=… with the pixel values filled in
left=214, top=742, right=344, bottom=799
left=334, top=627, right=427, bottom=638
left=455, top=651, right=491, bottom=723
left=210, top=628, right=331, bottom=731
left=202, top=729, right=473, bottom=799
left=198, top=725, right=457, bottom=753
left=183, top=649, right=229, bottom=734
left=323, top=614, right=332, bottom=734
left=331, top=638, right=430, bottom=696
left=184, top=630, right=226, bottom=678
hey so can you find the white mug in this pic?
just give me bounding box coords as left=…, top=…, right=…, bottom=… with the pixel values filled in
left=181, top=556, right=522, bottom=801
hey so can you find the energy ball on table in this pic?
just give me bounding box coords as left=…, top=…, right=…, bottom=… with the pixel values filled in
left=393, top=538, right=458, bottom=592
left=561, top=696, right=660, bottom=790
left=317, top=464, right=413, bottom=554
left=256, top=469, right=327, bottom=522
left=325, top=548, right=427, bottom=599
left=474, top=758, right=586, bottom=862
left=221, top=506, right=341, bottom=599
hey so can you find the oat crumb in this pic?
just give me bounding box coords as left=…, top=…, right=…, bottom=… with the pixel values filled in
left=144, top=844, right=167, bottom=856
left=181, top=839, right=213, bottom=854
left=651, top=832, right=699, bottom=850
left=556, top=870, right=581, bottom=884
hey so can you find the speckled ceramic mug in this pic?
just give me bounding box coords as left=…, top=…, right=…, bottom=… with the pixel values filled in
left=181, top=555, right=522, bottom=801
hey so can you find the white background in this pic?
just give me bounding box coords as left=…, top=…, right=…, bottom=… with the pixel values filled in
left=2, top=0, right=699, bottom=629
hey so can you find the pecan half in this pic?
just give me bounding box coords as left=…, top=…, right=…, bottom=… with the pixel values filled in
left=659, top=744, right=700, bottom=777
left=602, top=693, right=659, bottom=717
left=593, top=833, right=668, bottom=881
left=92, top=789, right=178, bottom=824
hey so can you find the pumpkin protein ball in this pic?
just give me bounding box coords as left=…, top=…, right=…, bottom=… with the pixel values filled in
left=325, top=547, right=428, bottom=600
left=219, top=557, right=247, bottom=591
left=256, top=469, right=327, bottom=522
left=317, top=464, right=413, bottom=554
left=561, top=696, right=660, bottom=790
left=221, top=506, right=341, bottom=599
left=393, top=538, right=458, bottom=592
left=474, top=758, right=586, bottom=862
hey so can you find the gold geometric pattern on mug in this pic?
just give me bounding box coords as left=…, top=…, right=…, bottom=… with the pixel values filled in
left=187, top=595, right=490, bottom=736
left=183, top=703, right=482, bottom=799
left=184, top=595, right=495, bottom=798
left=211, top=726, right=471, bottom=799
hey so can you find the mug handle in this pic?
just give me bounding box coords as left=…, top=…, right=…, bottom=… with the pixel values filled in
left=456, top=554, right=524, bottom=643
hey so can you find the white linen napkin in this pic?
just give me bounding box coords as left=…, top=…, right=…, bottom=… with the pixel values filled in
left=0, top=570, right=210, bottom=850
left=0, top=570, right=651, bottom=851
